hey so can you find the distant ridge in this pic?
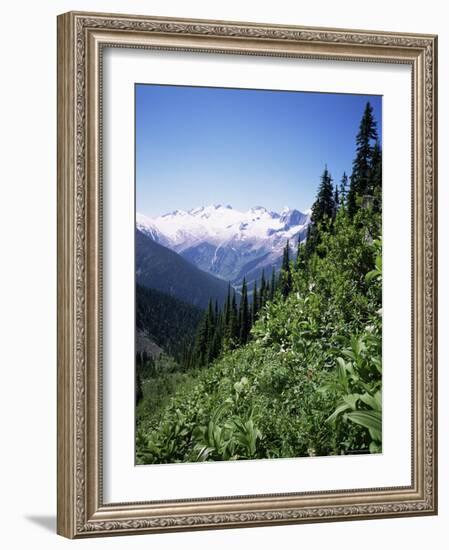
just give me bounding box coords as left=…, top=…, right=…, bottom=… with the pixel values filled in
left=136, top=229, right=230, bottom=309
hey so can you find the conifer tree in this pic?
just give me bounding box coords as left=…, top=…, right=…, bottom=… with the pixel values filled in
left=208, top=310, right=223, bottom=363
left=311, top=166, right=335, bottom=226
left=282, top=239, right=290, bottom=271
left=229, top=289, right=239, bottom=347
left=136, top=372, right=143, bottom=404
left=239, top=278, right=250, bottom=344
left=223, top=283, right=232, bottom=348
left=347, top=102, right=378, bottom=217
left=305, top=166, right=338, bottom=259
left=270, top=267, right=276, bottom=300
left=280, top=240, right=293, bottom=298
left=339, top=172, right=348, bottom=208
left=296, top=233, right=305, bottom=271
left=181, top=343, right=193, bottom=372
left=260, top=270, right=266, bottom=309
left=334, top=183, right=339, bottom=213
left=207, top=299, right=215, bottom=333
left=192, top=299, right=216, bottom=366
left=225, top=283, right=231, bottom=319
left=194, top=313, right=209, bottom=366
left=252, top=281, right=259, bottom=324
left=296, top=233, right=301, bottom=260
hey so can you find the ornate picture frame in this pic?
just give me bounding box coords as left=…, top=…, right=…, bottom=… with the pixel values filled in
left=57, top=11, right=438, bottom=538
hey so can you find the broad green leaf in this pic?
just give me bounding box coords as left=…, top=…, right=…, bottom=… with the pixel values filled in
left=326, top=401, right=352, bottom=423
left=195, top=446, right=213, bottom=461
left=365, top=269, right=378, bottom=283
left=359, top=392, right=381, bottom=411
left=343, top=393, right=360, bottom=411
left=346, top=410, right=382, bottom=442
left=375, top=254, right=382, bottom=271
left=336, top=357, right=349, bottom=392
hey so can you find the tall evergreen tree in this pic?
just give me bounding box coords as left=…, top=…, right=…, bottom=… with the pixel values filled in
left=223, top=283, right=232, bottom=347
left=282, top=239, right=290, bottom=271
left=280, top=240, right=293, bottom=298
left=208, top=310, right=223, bottom=363
left=194, top=310, right=210, bottom=366
left=306, top=166, right=336, bottom=257
left=311, top=166, right=336, bottom=226
left=135, top=372, right=143, bottom=404
left=270, top=267, right=276, bottom=300
left=239, top=278, right=250, bottom=344
left=192, top=299, right=216, bottom=366
left=230, top=289, right=239, bottom=347
left=305, top=166, right=337, bottom=259
left=334, top=183, right=339, bottom=213
left=264, top=280, right=270, bottom=306
left=339, top=172, right=348, bottom=208
left=252, top=281, right=259, bottom=324
left=347, top=102, right=378, bottom=217
left=181, top=343, right=194, bottom=372
left=260, top=270, right=266, bottom=309
left=208, top=299, right=215, bottom=330
left=296, top=233, right=305, bottom=271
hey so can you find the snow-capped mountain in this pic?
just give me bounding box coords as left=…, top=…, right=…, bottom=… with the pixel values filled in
left=137, top=204, right=311, bottom=286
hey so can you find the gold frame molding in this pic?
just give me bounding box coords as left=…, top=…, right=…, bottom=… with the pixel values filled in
left=57, top=11, right=438, bottom=539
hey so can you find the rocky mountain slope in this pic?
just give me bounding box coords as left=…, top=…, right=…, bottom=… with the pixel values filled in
left=137, top=204, right=311, bottom=286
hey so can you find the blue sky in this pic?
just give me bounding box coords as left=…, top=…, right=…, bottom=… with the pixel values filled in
left=136, top=84, right=382, bottom=217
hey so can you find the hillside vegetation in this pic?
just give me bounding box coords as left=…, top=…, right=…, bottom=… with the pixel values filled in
left=136, top=284, right=203, bottom=362
left=136, top=102, right=383, bottom=463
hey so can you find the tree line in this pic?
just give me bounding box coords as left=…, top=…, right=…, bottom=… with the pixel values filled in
left=135, top=284, right=203, bottom=364
left=182, top=268, right=278, bottom=370
left=304, top=102, right=381, bottom=258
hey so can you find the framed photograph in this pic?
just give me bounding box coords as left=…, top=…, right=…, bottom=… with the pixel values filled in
left=57, top=11, right=438, bottom=538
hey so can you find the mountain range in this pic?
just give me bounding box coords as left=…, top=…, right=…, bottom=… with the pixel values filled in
left=137, top=204, right=311, bottom=288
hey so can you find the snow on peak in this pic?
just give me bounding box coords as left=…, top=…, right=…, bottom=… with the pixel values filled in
left=136, top=212, right=169, bottom=245
left=137, top=204, right=312, bottom=284
left=137, top=204, right=311, bottom=252
left=136, top=212, right=152, bottom=226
